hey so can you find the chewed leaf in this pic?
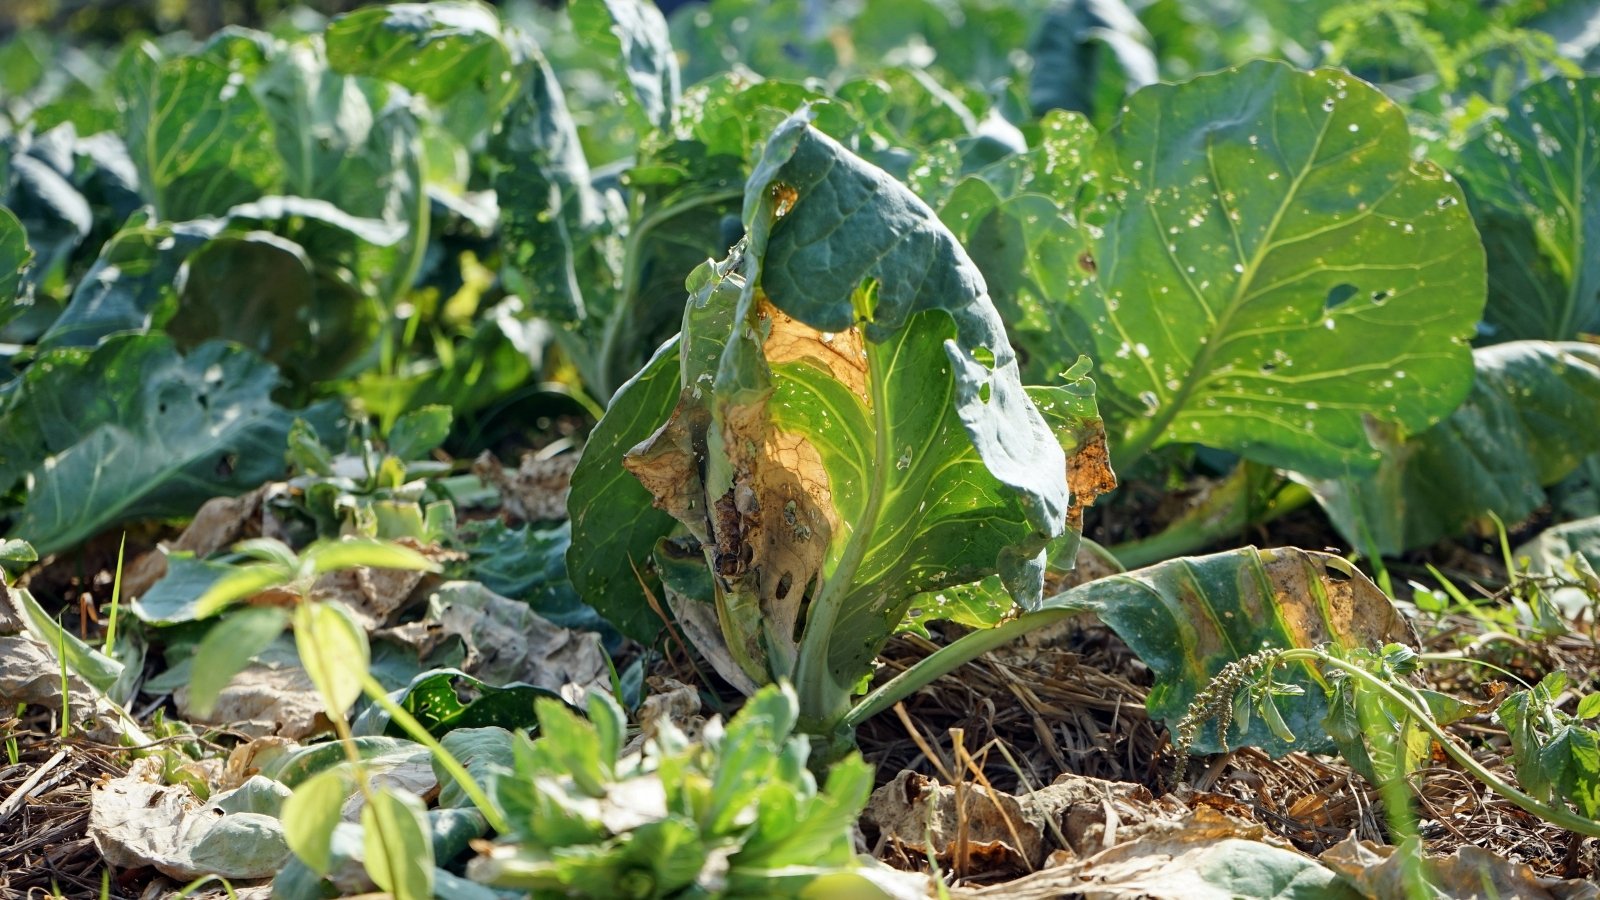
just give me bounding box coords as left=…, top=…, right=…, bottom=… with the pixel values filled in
left=1051, top=546, right=1413, bottom=755
left=1080, top=61, right=1483, bottom=476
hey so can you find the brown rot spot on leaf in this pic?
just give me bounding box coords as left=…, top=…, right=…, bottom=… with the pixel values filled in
left=623, top=396, right=713, bottom=545
left=1076, top=250, right=1096, bottom=274
left=769, top=182, right=799, bottom=218
left=759, top=298, right=869, bottom=402
left=1065, top=423, right=1116, bottom=530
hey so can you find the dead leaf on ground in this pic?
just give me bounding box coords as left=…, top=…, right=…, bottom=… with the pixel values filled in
left=381, top=581, right=608, bottom=698
left=89, top=757, right=291, bottom=881
left=959, top=807, right=1347, bottom=900
left=866, top=769, right=1190, bottom=873
left=175, top=662, right=326, bottom=739
left=1320, top=835, right=1600, bottom=900
left=632, top=676, right=704, bottom=747
left=123, top=487, right=275, bottom=598
left=0, top=627, right=137, bottom=744
left=310, top=538, right=459, bottom=630
left=475, top=451, right=578, bottom=523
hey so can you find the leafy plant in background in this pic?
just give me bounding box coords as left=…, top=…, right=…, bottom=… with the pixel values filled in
left=1306, top=75, right=1600, bottom=561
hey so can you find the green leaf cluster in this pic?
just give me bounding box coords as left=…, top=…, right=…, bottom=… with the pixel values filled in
left=469, top=684, right=885, bottom=898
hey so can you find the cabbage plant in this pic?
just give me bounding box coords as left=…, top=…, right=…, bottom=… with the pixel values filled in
left=570, top=108, right=1113, bottom=744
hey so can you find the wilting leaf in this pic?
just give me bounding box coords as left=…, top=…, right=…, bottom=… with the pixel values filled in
left=89, top=757, right=292, bottom=881
left=1307, top=341, right=1600, bottom=556
left=120, top=46, right=282, bottom=220
left=1460, top=76, right=1600, bottom=342
left=1075, top=61, right=1483, bottom=475
left=0, top=335, right=303, bottom=556
left=566, top=339, right=681, bottom=643
left=1045, top=546, right=1412, bottom=755
left=325, top=1, right=513, bottom=108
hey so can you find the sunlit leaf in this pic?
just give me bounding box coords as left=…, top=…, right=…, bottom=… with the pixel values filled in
left=294, top=600, right=371, bottom=717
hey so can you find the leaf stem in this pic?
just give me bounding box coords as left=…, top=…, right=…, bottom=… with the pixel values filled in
left=1111, top=477, right=1313, bottom=569
left=844, top=605, right=1086, bottom=730
left=794, top=323, right=897, bottom=731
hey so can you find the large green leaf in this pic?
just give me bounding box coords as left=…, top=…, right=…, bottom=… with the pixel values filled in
left=1026, top=0, right=1157, bottom=126
left=935, top=111, right=1098, bottom=384
left=324, top=1, right=514, bottom=108
left=251, top=36, right=425, bottom=303
left=120, top=46, right=283, bottom=221
left=1460, top=76, right=1600, bottom=342
left=254, top=39, right=420, bottom=218
left=1076, top=61, right=1483, bottom=476
left=568, top=0, right=680, bottom=130
left=565, top=337, right=681, bottom=643
left=622, top=111, right=1103, bottom=728
left=493, top=48, right=616, bottom=328
left=493, top=44, right=744, bottom=398
left=40, top=200, right=394, bottom=384
left=166, top=230, right=364, bottom=384
left=38, top=214, right=219, bottom=349
left=0, top=335, right=302, bottom=555
left=1306, top=341, right=1600, bottom=556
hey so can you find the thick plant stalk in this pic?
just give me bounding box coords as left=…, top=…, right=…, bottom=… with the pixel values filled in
left=843, top=606, right=1084, bottom=731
